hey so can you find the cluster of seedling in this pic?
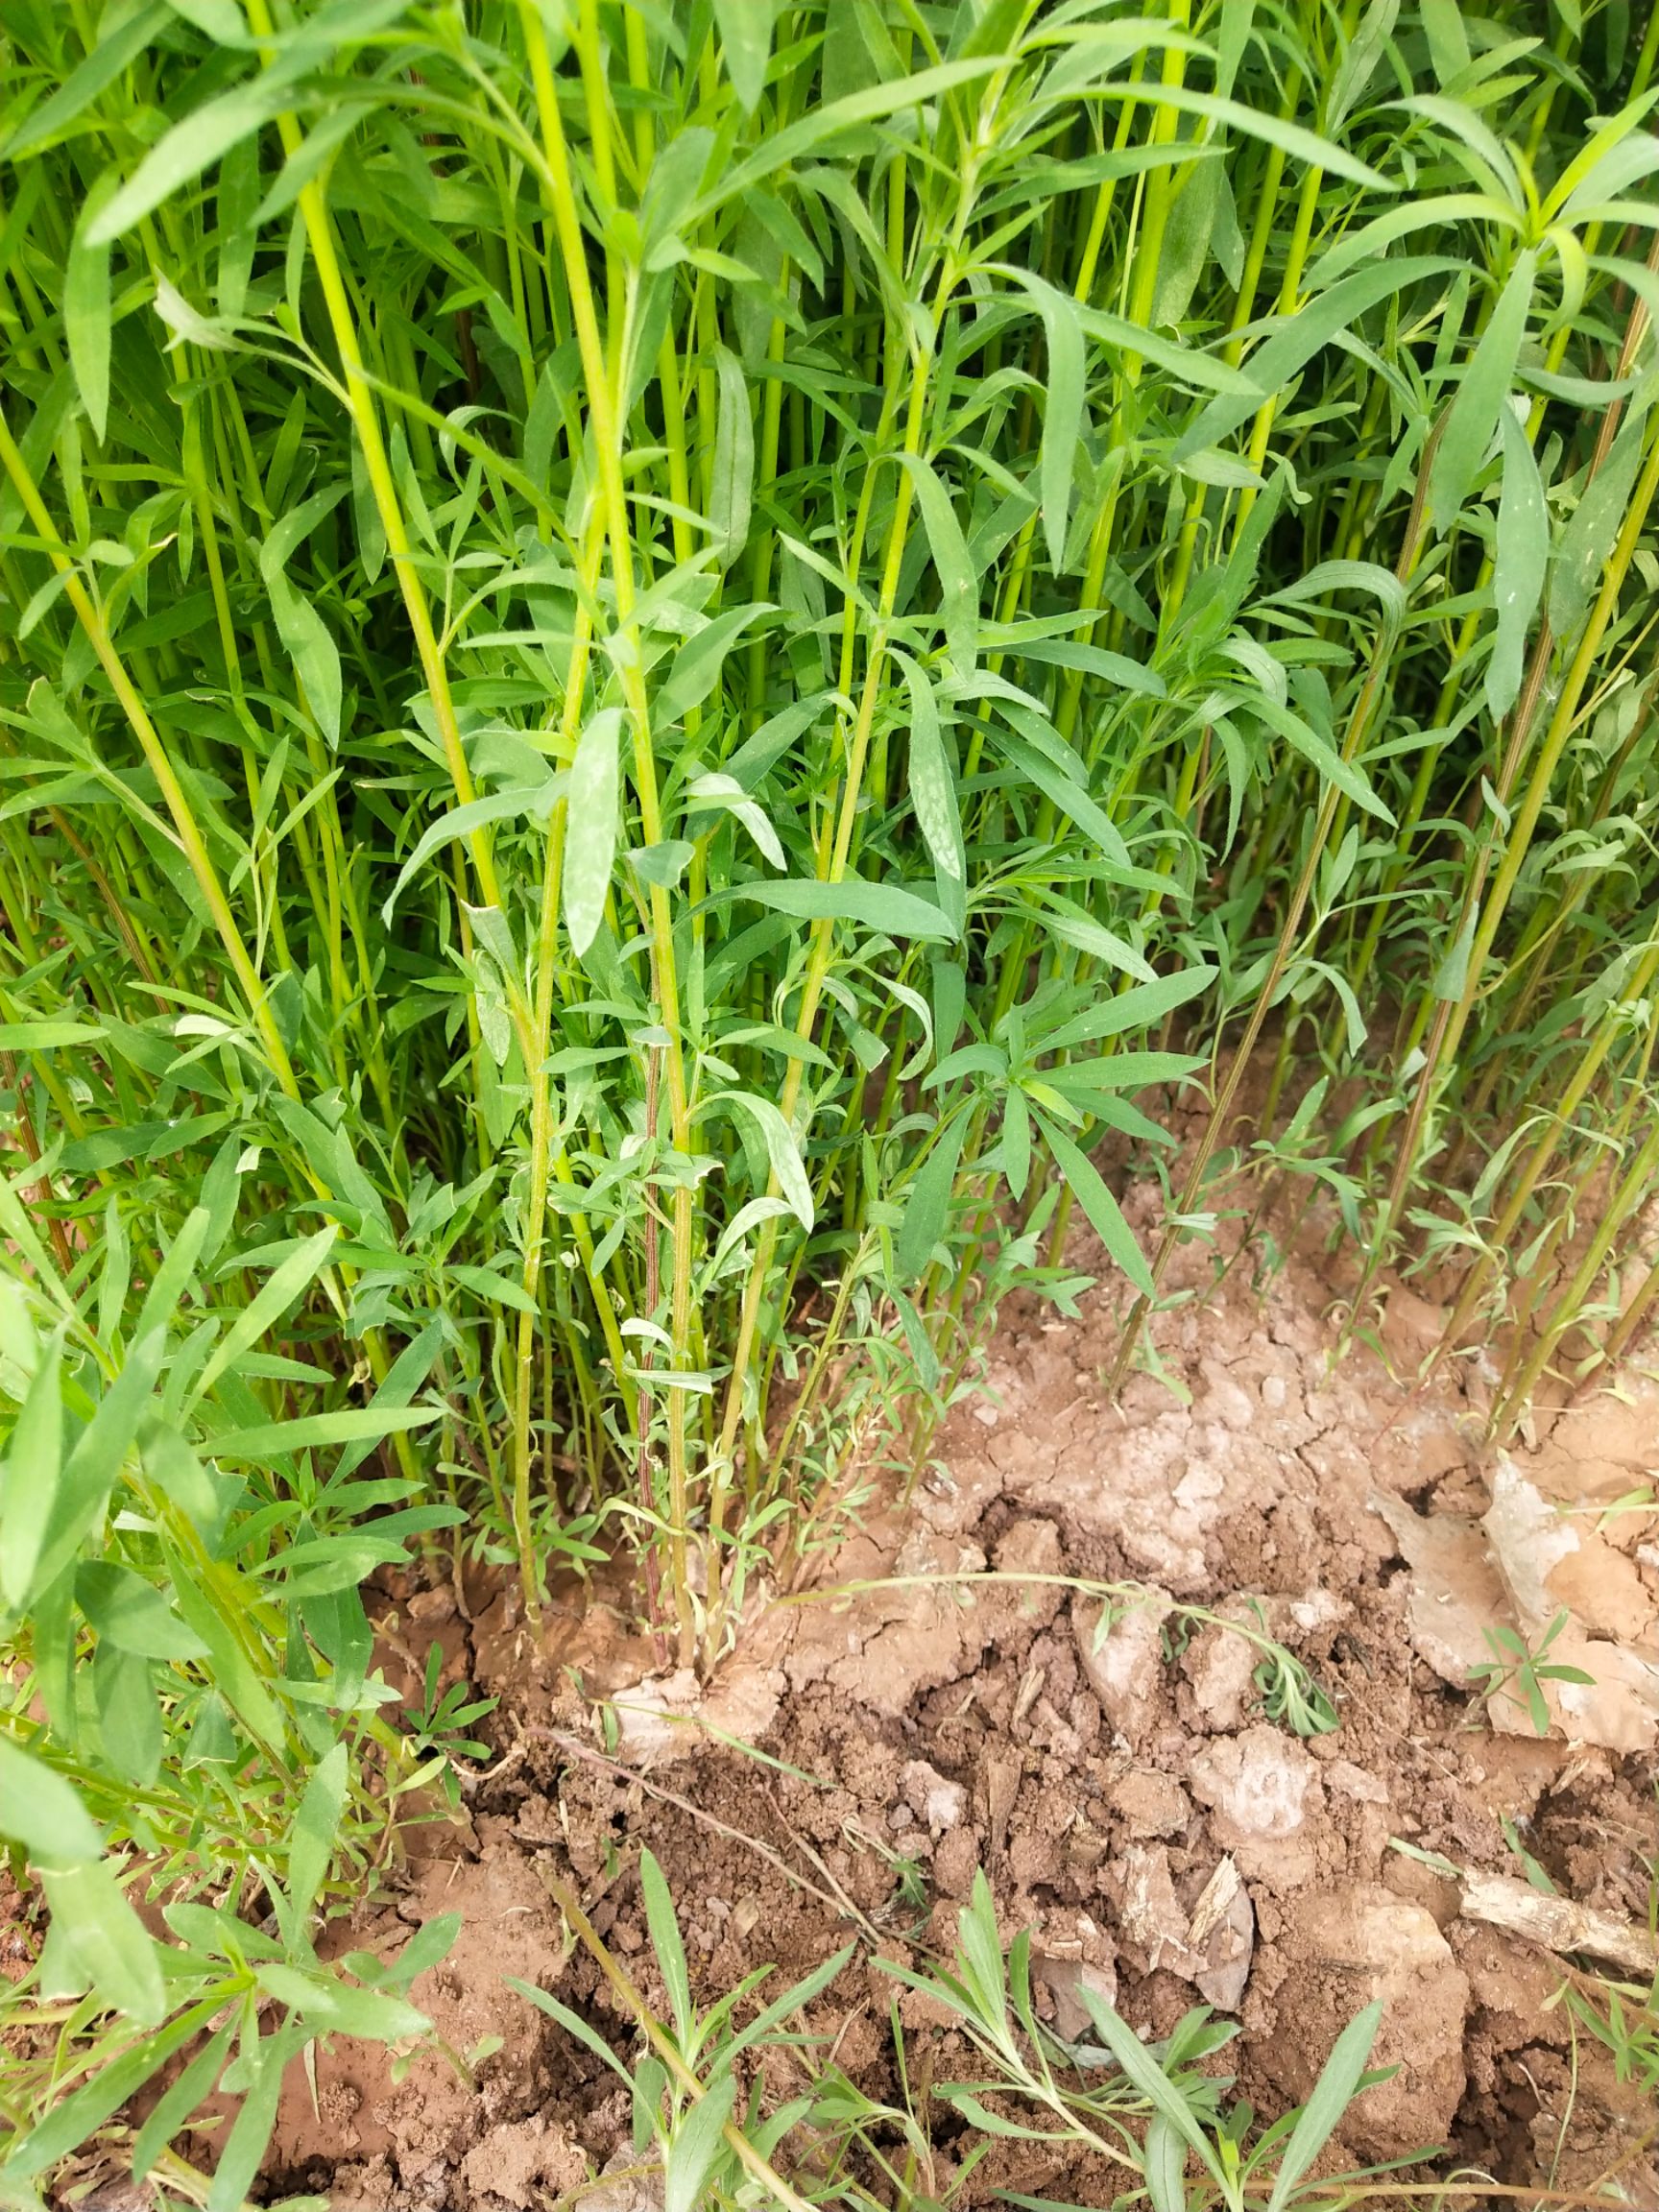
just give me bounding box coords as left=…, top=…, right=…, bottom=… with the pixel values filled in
left=4, top=0, right=1659, bottom=2195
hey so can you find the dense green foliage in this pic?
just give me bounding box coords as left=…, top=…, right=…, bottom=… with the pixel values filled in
left=3, top=0, right=1659, bottom=2193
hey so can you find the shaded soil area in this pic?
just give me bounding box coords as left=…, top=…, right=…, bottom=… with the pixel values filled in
left=245, top=1189, right=1659, bottom=2212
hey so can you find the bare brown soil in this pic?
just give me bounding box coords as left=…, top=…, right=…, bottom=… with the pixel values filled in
left=238, top=1181, right=1659, bottom=2212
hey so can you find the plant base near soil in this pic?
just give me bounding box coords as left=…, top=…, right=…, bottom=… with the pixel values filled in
left=240, top=1186, right=1659, bottom=2212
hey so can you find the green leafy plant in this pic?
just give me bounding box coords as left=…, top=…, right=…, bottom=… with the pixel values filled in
left=1563, top=1977, right=1659, bottom=2098
left=6, top=0, right=1659, bottom=2187
left=1468, top=1611, right=1598, bottom=1739
left=517, top=1854, right=1415, bottom=2212
left=402, top=1641, right=499, bottom=1814
left=0, top=1735, right=458, bottom=2212
left=0, top=1183, right=458, bottom=2201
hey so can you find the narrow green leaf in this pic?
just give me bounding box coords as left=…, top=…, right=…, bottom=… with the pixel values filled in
left=702, top=1092, right=814, bottom=1231
left=132, top=2023, right=235, bottom=2180
left=0, top=1019, right=107, bottom=1049
left=896, top=452, right=977, bottom=670
left=285, top=1740, right=348, bottom=1941
left=2, top=6, right=170, bottom=160
left=255, top=1962, right=428, bottom=2042
left=206, top=2022, right=303, bottom=2212
left=1074, top=1989, right=1222, bottom=2178
left=1421, top=0, right=1472, bottom=84
left=1248, top=693, right=1392, bottom=824
left=638, top=1849, right=692, bottom=2040
left=661, top=607, right=766, bottom=722
left=267, top=571, right=343, bottom=746
left=93, top=1641, right=162, bottom=1786
left=1429, top=252, right=1536, bottom=532
left=86, top=80, right=291, bottom=244
left=894, top=1107, right=971, bottom=1285
left=992, top=268, right=1085, bottom=568
left=205, top=1399, right=435, bottom=1467
left=191, top=1223, right=338, bottom=1406
left=383, top=785, right=559, bottom=920
left=1129, top=83, right=1389, bottom=189
left=508, top=1980, right=637, bottom=2083
left=1266, top=2003, right=1385, bottom=2212
left=1039, top=968, right=1214, bottom=1054
left=1175, top=257, right=1460, bottom=460
left=167, top=1551, right=287, bottom=1755
left=1144, top=2111, right=1190, bottom=2212
left=4, top=2008, right=209, bottom=2181
left=32, top=1328, right=167, bottom=1601
left=1034, top=1116, right=1155, bottom=1295
left=76, top=1561, right=206, bottom=1661
left=956, top=1870, right=1008, bottom=2026
left=685, top=772, right=784, bottom=868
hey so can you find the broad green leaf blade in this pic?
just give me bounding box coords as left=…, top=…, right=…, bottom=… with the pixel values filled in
left=0, top=1320, right=65, bottom=1610
left=0, top=1735, right=103, bottom=1864
left=1486, top=404, right=1549, bottom=720
left=712, top=0, right=781, bottom=111
left=724, top=876, right=958, bottom=941
left=1144, top=2110, right=1190, bottom=2212
left=1550, top=386, right=1654, bottom=641
left=894, top=650, right=964, bottom=884
left=40, top=1859, right=165, bottom=2025
left=665, top=2077, right=737, bottom=2212
left=703, top=1091, right=814, bottom=1231
left=709, top=345, right=755, bottom=565
left=565, top=708, right=624, bottom=956
left=1429, top=251, right=1536, bottom=532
